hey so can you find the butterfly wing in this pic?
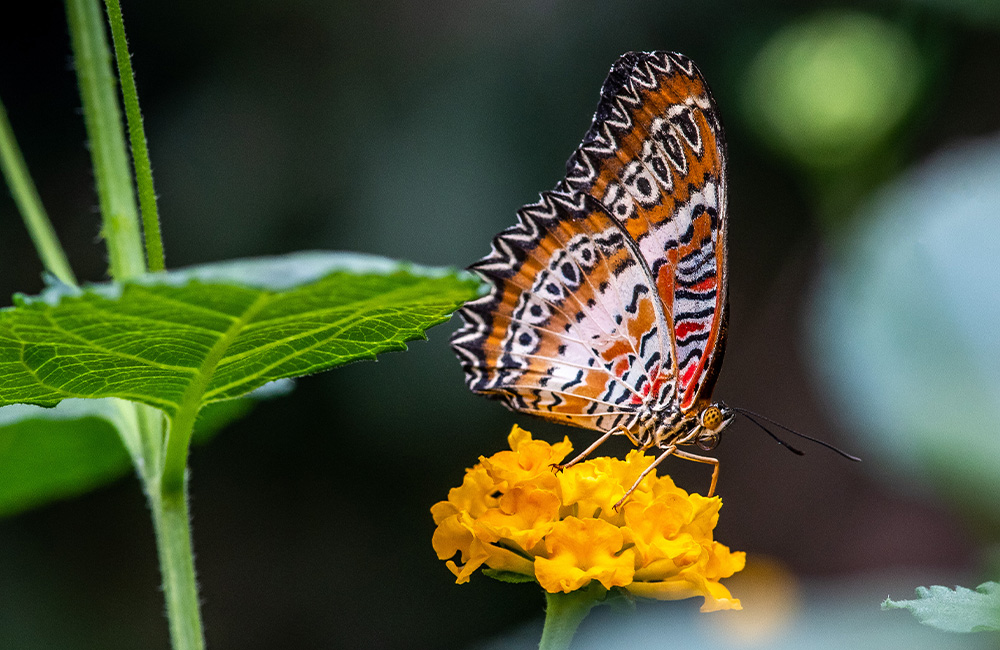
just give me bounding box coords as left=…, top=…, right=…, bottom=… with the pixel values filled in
left=452, top=192, right=674, bottom=432
left=560, top=51, right=729, bottom=413
left=452, top=51, right=727, bottom=432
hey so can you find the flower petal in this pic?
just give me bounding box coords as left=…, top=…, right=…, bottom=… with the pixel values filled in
left=432, top=513, right=474, bottom=561
left=446, top=466, right=499, bottom=519
left=480, top=427, right=572, bottom=492
left=476, top=486, right=561, bottom=550
left=534, top=517, right=635, bottom=592
left=626, top=574, right=742, bottom=612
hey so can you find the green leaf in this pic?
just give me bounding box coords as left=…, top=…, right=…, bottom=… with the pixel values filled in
left=0, top=401, right=129, bottom=517
left=883, top=582, right=1000, bottom=633
left=0, top=395, right=253, bottom=518
left=0, top=252, right=481, bottom=414
left=0, top=251, right=480, bottom=517
left=482, top=569, right=538, bottom=584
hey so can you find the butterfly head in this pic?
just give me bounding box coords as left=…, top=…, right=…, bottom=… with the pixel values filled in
left=694, top=403, right=735, bottom=451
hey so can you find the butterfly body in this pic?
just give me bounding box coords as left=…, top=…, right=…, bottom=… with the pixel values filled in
left=452, top=51, right=734, bottom=494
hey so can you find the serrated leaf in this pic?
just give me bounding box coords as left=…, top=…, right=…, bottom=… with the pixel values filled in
left=0, top=397, right=251, bottom=518
left=0, top=252, right=481, bottom=414
left=0, top=251, right=480, bottom=517
left=883, top=582, right=1000, bottom=633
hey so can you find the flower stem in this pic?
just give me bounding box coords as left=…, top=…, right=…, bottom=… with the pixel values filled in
left=148, top=479, right=205, bottom=650
left=0, top=99, right=77, bottom=286
left=103, top=0, right=166, bottom=272
left=539, top=587, right=603, bottom=650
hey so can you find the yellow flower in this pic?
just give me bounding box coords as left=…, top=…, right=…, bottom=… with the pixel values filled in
left=431, top=426, right=745, bottom=612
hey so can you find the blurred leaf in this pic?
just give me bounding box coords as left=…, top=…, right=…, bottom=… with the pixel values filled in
left=883, top=583, right=1000, bottom=633
left=0, top=395, right=251, bottom=518
left=0, top=401, right=129, bottom=517
left=809, top=135, right=1000, bottom=522
left=743, top=11, right=922, bottom=169
left=0, top=252, right=481, bottom=413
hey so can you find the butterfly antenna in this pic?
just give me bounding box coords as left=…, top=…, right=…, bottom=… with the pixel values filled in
left=733, top=408, right=861, bottom=462
left=736, top=411, right=805, bottom=456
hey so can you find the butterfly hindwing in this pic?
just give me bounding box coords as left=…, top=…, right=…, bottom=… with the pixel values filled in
left=451, top=193, right=673, bottom=432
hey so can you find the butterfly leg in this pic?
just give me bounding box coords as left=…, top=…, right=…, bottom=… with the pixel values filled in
left=555, top=426, right=623, bottom=470
left=672, top=448, right=720, bottom=497
left=613, top=445, right=677, bottom=510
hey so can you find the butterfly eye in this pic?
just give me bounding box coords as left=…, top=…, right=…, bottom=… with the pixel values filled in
left=701, top=406, right=723, bottom=431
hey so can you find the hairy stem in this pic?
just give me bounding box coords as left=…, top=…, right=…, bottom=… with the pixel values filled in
left=103, top=0, right=166, bottom=272
left=148, top=481, right=205, bottom=650
left=65, top=0, right=145, bottom=280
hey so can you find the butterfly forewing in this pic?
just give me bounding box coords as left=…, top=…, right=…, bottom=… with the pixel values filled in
left=562, top=51, right=728, bottom=413
left=453, top=50, right=728, bottom=436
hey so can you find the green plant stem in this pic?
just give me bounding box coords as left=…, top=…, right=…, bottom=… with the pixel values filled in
left=103, top=0, right=166, bottom=272
left=148, top=482, right=205, bottom=650
left=161, top=405, right=198, bottom=500
left=0, top=100, right=77, bottom=286
left=65, top=0, right=146, bottom=281
left=66, top=1, right=205, bottom=647
left=539, top=589, right=602, bottom=650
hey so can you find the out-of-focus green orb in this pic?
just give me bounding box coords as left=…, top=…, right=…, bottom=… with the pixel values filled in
left=743, top=11, right=923, bottom=169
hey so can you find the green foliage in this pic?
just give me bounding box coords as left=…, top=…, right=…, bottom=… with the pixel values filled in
left=0, top=401, right=130, bottom=517
left=0, top=396, right=251, bottom=517
left=1, top=0, right=488, bottom=643
left=0, top=252, right=481, bottom=517
left=0, top=252, right=480, bottom=413
left=883, top=582, right=1000, bottom=633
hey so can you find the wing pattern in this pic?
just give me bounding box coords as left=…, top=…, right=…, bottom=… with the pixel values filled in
left=452, top=51, right=727, bottom=434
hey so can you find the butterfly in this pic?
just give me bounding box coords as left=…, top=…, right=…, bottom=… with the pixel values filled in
left=451, top=51, right=735, bottom=500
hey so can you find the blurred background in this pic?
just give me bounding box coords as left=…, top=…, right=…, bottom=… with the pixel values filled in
left=1, top=0, right=999, bottom=648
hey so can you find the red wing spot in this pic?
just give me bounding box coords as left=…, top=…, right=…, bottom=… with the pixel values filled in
left=689, top=277, right=716, bottom=292
left=675, top=321, right=706, bottom=338
left=680, top=387, right=696, bottom=411
left=680, top=363, right=697, bottom=385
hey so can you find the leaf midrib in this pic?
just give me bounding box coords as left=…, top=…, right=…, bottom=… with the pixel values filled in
left=172, top=293, right=271, bottom=418
left=203, top=283, right=445, bottom=398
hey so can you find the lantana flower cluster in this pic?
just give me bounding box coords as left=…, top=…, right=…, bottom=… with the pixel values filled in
left=432, top=425, right=745, bottom=612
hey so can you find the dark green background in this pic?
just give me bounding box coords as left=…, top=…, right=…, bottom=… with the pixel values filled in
left=1, top=1, right=999, bottom=648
